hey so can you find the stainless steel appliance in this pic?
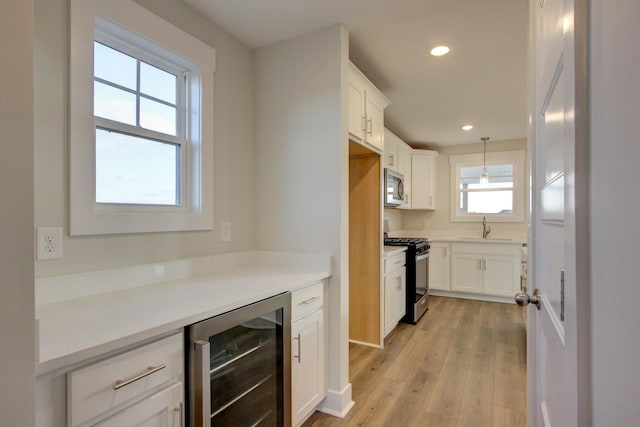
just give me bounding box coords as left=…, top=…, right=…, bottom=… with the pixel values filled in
left=384, top=169, right=405, bottom=207
left=384, top=237, right=430, bottom=323
left=187, top=293, right=291, bottom=427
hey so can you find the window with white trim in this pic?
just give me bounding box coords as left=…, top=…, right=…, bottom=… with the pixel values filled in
left=449, top=150, right=525, bottom=222
left=70, top=0, right=215, bottom=235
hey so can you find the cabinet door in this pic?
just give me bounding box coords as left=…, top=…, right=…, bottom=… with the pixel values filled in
left=451, top=254, right=483, bottom=293
left=396, top=266, right=407, bottom=323
left=383, top=129, right=400, bottom=171
left=292, top=310, right=325, bottom=426
left=411, top=153, right=437, bottom=210
left=383, top=272, right=396, bottom=336
left=96, top=382, right=183, bottom=427
left=386, top=268, right=406, bottom=334
left=429, top=243, right=450, bottom=290
left=347, top=78, right=366, bottom=142
left=398, top=146, right=413, bottom=208
left=366, top=94, right=385, bottom=152
left=484, top=255, right=520, bottom=296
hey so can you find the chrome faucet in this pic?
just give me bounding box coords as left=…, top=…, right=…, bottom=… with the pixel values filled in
left=482, top=216, right=491, bottom=239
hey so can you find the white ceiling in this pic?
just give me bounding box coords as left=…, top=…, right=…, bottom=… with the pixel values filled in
left=183, top=0, right=528, bottom=148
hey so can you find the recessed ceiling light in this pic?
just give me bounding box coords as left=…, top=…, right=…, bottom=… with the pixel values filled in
left=461, top=125, right=473, bottom=131
left=430, top=45, right=450, bottom=57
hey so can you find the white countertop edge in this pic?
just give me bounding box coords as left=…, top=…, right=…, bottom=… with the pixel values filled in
left=430, top=237, right=527, bottom=245
left=388, top=229, right=526, bottom=245
left=35, top=251, right=331, bottom=374
left=383, top=246, right=407, bottom=257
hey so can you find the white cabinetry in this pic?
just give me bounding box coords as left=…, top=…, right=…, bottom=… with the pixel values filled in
left=450, top=243, right=520, bottom=297
left=398, top=143, right=413, bottom=209
left=383, top=128, right=400, bottom=172
left=348, top=62, right=390, bottom=153
left=384, top=127, right=414, bottom=209
left=95, top=382, right=183, bottom=427
left=291, top=281, right=327, bottom=426
left=67, top=333, right=183, bottom=427
left=411, top=150, right=438, bottom=210
left=429, top=242, right=451, bottom=291
left=384, top=251, right=406, bottom=336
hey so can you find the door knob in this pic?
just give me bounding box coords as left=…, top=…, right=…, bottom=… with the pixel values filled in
left=515, top=288, right=541, bottom=310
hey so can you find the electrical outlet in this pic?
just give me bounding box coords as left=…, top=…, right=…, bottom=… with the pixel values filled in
left=36, top=227, right=63, bottom=260
left=221, top=222, right=231, bottom=242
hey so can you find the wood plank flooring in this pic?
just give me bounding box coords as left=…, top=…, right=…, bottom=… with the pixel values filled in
left=303, top=296, right=527, bottom=427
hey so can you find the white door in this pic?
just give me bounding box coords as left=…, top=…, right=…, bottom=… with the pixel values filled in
left=523, top=0, right=590, bottom=426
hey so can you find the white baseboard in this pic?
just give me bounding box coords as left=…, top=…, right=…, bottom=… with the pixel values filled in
left=316, top=383, right=355, bottom=418
left=429, top=289, right=515, bottom=304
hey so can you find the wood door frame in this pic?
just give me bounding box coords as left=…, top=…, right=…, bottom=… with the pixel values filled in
left=526, top=0, right=591, bottom=425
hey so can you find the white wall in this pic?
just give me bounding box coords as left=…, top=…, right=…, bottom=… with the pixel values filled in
left=254, top=25, right=353, bottom=414
left=400, top=138, right=528, bottom=236
left=590, top=0, right=640, bottom=424
left=33, top=0, right=255, bottom=277
left=0, top=0, right=35, bottom=422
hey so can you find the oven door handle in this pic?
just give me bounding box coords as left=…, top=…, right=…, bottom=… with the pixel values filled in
left=416, top=253, right=429, bottom=262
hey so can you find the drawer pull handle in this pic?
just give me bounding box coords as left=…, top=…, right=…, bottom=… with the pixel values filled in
left=300, top=296, right=320, bottom=305
left=113, top=364, right=166, bottom=390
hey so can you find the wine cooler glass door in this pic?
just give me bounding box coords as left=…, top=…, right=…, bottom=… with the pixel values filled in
left=189, top=292, right=291, bottom=427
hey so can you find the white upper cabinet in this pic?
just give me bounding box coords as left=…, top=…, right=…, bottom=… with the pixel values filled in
left=397, top=140, right=413, bottom=209
left=383, top=128, right=400, bottom=172
left=348, top=62, right=390, bottom=153
left=411, top=150, right=439, bottom=210
left=384, top=128, right=414, bottom=209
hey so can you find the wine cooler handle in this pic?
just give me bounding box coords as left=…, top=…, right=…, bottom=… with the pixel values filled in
left=194, top=340, right=211, bottom=427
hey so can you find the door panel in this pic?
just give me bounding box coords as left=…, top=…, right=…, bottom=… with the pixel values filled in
left=527, top=0, right=588, bottom=425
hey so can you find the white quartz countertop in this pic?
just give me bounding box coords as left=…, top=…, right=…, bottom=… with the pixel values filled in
left=430, top=237, right=527, bottom=245
left=35, top=251, right=331, bottom=374
left=387, top=229, right=526, bottom=245
left=383, top=246, right=407, bottom=257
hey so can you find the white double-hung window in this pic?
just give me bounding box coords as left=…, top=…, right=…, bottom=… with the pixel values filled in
left=449, top=150, right=526, bottom=222
left=70, top=0, right=215, bottom=235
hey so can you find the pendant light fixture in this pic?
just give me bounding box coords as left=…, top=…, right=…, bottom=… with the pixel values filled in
left=480, top=137, right=489, bottom=185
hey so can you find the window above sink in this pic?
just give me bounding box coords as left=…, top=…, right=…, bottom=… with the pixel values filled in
left=449, top=150, right=526, bottom=223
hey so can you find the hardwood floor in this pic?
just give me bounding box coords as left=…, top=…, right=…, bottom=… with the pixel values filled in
left=303, top=296, right=527, bottom=427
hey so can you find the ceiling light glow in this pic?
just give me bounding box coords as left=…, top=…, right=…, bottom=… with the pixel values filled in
left=430, top=45, right=450, bottom=57
left=461, top=125, right=473, bottom=131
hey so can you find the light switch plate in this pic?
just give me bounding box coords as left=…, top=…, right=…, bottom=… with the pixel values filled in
left=221, top=222, right=231, bottom=242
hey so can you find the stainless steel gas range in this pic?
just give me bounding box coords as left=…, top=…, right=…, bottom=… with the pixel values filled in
left=384, top=237, right=430, bottom=324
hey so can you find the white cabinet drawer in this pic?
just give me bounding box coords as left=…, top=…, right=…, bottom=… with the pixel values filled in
left=292, top=282, right=324, bottom=321
left=384, top=252, right=405, bottom=274
left=95, top=382, right=183, bottom=427
left=68, top=333, right=183, bottom=426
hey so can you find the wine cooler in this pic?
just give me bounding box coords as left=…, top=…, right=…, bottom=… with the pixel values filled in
left=187, top=292, right=291, bottom=427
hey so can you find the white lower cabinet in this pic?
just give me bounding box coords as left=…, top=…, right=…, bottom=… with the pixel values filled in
left=384, top=251, right=406, bottom=337
left=36, top=333, right=184, bottom=427
left=291, top=282, right=327, bottom=426
left=450, top=243, right=521, bottom=297
left=95, top=382, right=183, bottom=427
left=428, top=243, right=451, bottom=291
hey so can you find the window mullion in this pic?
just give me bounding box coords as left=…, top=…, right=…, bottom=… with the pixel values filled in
left=95, top=117, right=185, bottom=146
left=136, top=59, right=141, bottom=128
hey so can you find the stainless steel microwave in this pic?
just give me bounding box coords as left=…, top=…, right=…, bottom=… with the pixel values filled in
left=384, top=169, right=405, bottom=207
